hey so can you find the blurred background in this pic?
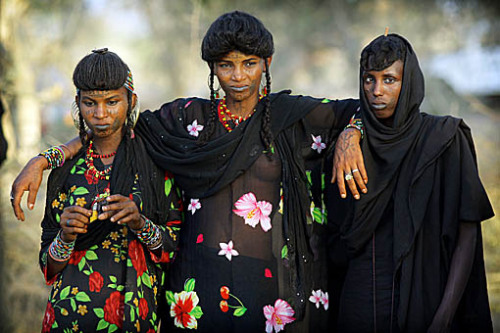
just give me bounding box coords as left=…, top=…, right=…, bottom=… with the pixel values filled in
left=0, top=0, right=498, bottom=331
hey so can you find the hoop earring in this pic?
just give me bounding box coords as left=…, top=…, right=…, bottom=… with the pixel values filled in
left=71, top=101, right=88, bottom=131
left=207, top=74, right=221, bottom=99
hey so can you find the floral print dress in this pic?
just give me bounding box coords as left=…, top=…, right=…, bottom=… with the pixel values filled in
left=147, top=94, right=358, bottom=333
left=40, top=157, right=182, bottom=333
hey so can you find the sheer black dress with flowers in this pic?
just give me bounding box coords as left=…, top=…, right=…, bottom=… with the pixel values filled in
left=136, top=91, right=358, bottom=332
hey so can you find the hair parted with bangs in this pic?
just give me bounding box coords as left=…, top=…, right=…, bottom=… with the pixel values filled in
left=200, top=11, right=275, bottom=152
left=72, top=48, right=134, bottom=144
left=360, top=34, right=407, bottom=72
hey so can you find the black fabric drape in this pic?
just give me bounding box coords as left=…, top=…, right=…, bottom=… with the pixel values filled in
left=40, top=134, right=170, bottom=259
left=136, top=90, right=324, bottom=319
left=328, top=34, right=494, bottom=331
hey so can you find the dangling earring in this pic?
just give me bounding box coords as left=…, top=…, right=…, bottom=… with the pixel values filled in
left=126, top=98, right=141, bottom=128
left=260, top=79, right=267, bottom=97
left=71, top=100, right=89, bottom=131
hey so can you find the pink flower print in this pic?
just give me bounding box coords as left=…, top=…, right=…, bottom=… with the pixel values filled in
left=196, top=234, right=204, bottom=244
left=311, top=134, right=326, bottom=153
left=263, top=299, right=295, bottom=333
left=309, top=289, right=323, bottom=309
left=233, top=192, right=273, bottom=232
left=188, top=198, right=201, bottom=215
left=218, top=241, right=239, bottom=261
left=320, top=291, right=329, bottom=310
left=309, top=289, right=329, bottom=310
left=187, top=119, right=204, bottom=137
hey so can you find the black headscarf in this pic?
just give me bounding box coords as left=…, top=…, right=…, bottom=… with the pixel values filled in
left=334, top=34, right=494, bottom=331
left=40, top=134, right=170, bottom=257
left=340, top=34, right=424, bottom=254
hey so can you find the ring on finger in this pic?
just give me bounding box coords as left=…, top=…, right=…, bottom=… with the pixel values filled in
left=352, top=169, right=359, bottom=173
left=66, top=220, right=71, bottom=227
left=345, top=172, right=353, bottom=181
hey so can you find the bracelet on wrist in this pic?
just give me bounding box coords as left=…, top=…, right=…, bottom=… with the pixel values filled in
left=131, top=215, right=162, bottom=250
left=39, top=146, right=66, bottom=169
left=344, top=116, right=364, bottom=139
left=48, top=230, right=75, bottom=262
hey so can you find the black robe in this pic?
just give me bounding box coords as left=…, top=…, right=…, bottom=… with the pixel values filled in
left=320, top=34, right=494, bottom=332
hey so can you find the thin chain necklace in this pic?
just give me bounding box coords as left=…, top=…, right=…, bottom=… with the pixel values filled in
left=84, top=141, right=115, bottom=181
left=217, top=94, right=264, bottom=132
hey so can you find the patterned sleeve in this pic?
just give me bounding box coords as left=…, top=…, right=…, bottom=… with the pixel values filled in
left=299, top=98, right=359, bottom=167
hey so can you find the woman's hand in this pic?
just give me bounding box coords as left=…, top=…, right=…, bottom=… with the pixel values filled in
left=331, top=128, right=368, bottom=199
left=11, top=156, right=48, bottom=221
left=60, top=206, right=92, bottom=243
left=98, top=194, right=144, bottom=230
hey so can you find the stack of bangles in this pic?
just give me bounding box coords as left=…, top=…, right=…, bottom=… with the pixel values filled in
left=131, top=216, right=163, bottom=250
left=344, top=115, right=364, bottom=139
left=39, top=145, right=69, bottom=169
left=48, top=231, right=75, bottom=262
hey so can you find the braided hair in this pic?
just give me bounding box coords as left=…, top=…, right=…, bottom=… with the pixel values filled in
left=200, top=11, right=275, bottom=152
left=360, top=34, right=407, bottom=72
left=72, top=48, right=134, bottom=144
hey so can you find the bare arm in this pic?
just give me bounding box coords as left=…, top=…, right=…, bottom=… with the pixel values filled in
left=11, top=137, right=82, bottom=221
left=427, top=222, right=477, bottom=333
left=45, top=205, right=91, bottom=280
left=331, top=128, right=367, bottom=199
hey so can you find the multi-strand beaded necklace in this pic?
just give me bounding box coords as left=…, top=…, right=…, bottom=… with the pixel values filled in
left=217, top=94, right=265, bottom=132
left=84, top=141, right=116, bottom=181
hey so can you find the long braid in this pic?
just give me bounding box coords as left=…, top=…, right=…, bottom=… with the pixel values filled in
left=199, top=62, right=217, bottom=144
left=78, top=109, right=87, bottom=145
left=261, top=60, right=273, bottom=154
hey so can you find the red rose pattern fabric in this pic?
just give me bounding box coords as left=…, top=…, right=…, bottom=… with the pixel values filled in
left=39, top=160, right=182, bottom=332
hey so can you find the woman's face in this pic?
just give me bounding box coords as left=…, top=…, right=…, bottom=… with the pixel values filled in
left=362, top=59, right=403, bottom=122
left=77, top=86, right=132, bottom=140
left=215, top=51, right=271, bottom=104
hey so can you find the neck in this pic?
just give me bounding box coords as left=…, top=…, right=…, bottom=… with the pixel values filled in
left=92, top=133, right=122, bottom=157
left=225, top=94, right=260, bottom=118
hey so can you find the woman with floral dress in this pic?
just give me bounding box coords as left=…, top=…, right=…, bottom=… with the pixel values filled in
left=38, top=49, right=182, bottom=332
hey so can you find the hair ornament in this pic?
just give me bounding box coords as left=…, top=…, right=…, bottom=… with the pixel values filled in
left=92, top=48, right=109, bottom=54
left=384, top=27, right=389, bottom=36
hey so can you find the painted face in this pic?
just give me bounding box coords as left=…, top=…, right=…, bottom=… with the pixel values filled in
left=362, top=59, right=403, bottom=122
left=77, top=87, right=130, bottom=140
left=215, top=51, right=270, bottom=104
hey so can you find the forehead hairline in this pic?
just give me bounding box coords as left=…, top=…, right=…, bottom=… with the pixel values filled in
left=218, top=51, right=261, bottom=61
left=363, top=60, right=404, bottom=76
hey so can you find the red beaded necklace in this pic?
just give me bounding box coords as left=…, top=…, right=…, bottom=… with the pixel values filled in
left=84, top=141, right=115, bottom=181
left=217, top=94, right=264, bottom=132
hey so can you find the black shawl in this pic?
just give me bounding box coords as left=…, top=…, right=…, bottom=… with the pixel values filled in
left=40, top=134, right=171, bottom=260
left=136, top=91, right=323, bottom=318
left=331, top=34, right=494, bottom=331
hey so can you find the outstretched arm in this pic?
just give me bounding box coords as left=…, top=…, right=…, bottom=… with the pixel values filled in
left=11, top=137, right=82, bottom=221
left=331, top=128, right=367, bottom=199
left=427, top=222, right=477, bottom=333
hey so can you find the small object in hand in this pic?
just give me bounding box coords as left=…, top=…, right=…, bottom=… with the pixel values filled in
left=90, top=198, right=108, bottom=223
left=345, top=172, right=353, bottom=181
